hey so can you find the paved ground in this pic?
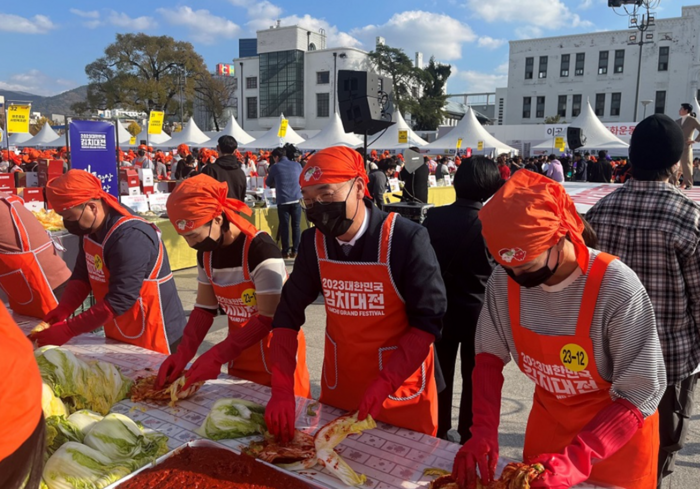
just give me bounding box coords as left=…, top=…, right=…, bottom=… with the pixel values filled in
left=173, top=263, right=699, bottom=488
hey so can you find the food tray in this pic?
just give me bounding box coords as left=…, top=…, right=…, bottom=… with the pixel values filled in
left=106, top=439, right=330, bottom=489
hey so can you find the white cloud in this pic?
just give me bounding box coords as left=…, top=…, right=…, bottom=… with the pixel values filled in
left=157, top=7, right=240, bottom=45
left=84, top=19, right=102, bottom=29
left=0, top=69, right=78, bottom=97
left=352, top=11, right=476, bottom=61
left=69, top=8, right=99, bottom=19
left=579, top=0, right=595, bottom=9
left=107, top=11, right=157, bottom=31
left=451, top=66, right=508, bottom=93
left=229, top=0, right=283, bottom=21
left=477, top=36, right=506, bottom=50
left=515, top=25, right=544, bottom=39
left=274, top=14, right=361, bottom=48
left=466, top=0, right=593, bottom=30
left=0, top=13, right=55, bottom=34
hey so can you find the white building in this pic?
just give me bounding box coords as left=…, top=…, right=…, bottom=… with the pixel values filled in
left=500, top=4, right=700, bottom=125
left=232, top=24, right=375, bottom=132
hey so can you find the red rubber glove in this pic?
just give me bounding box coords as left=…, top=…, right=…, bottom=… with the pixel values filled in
left=33, top=300, right=114, bottom=347
left=358, top=328, right=435, bottom=421
left=44, top=279, right=91, bottom=324
left=183, top=314, right=273, bottom=389
left=155, top=307, right=215, bottom=389
left=265, top=327, right=299, bottom=444
left=528, top=399, right=644, bottom=489
left=453, top=353, right=505, bottom=489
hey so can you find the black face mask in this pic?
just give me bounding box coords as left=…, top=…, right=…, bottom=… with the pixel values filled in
left=192, top=221, right=223, bottom=252
left=505, top=249, right=560, bottom=288
left=63, top=205, right=96, bottom=236
left=304, top=182, right=358, bottom=238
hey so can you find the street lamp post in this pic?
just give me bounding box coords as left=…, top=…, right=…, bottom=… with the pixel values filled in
left=641, top=99, right=654, bottom=119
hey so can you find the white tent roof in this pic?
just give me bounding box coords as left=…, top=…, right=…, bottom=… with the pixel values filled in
left=693, top=97, right=700, bottom=117
left=8, top=131, right=33, bottom=146
left=422, top=107, right=517, bottom=155
left=130, top=126, right=172, bottom=147
left=367, top=111, right=427, bottom=150
left=23, top=123, right=61, bottom=147
left=201, top=115, right=255, bottom=147
left=569, top=100, right=629, bottom=150
left=239, top=114, right=305, bottom=150
left=153, top=118, right=211, bottom=148
left=297, top=113, right=363, bottom=150
left=114, top=120, right=133, bottom=146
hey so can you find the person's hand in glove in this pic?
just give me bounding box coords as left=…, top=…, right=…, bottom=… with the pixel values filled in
left=33, top=300, right=114, bottom=347
left=155, top=307, right=215, bottom=389
left=528, top=398, right=644, bottom=489
left=358, top=328, right=434, bottom=421
left=183, top=314, right=273, bottom=389
left=265, top=327, right=299, bottom=444
left=453, top=353, right=505, bottom=489
left=44, top=279, right=91, bottom=324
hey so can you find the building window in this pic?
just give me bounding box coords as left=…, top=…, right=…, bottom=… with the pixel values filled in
left=595, top=93, right=606, bottom=116
left=536, top=96, right=545, bottom=118
left=655, top=91, right=666, bottom=114
left=316, top=71, right=330, bottom=84
left=598, top=51, right=608, bottom=75
left=525, top=57, right=534, bottom=80
left=658, top=47, right=669, bottom=71
left=539, top=56, right=548, bottom=79
left=259, top=50, right=305, bottom=117
left=246, top=77, right=257, bottom=89
left=572, top=95, right=582, bottom=117
left=560, top=54, right=570, bottom=77
left=614, top=50, right=625, bottom=73
left=316, top=93, right=330, bottom=117
left=575, top=53, right=585, bottom=76
left=523, top=97, right=532, bottom=118
left=611, top=93, right=621, bottom=116
left=558, top=95, right=567, bottom=118
left=246, top=97, right=258, bottom=119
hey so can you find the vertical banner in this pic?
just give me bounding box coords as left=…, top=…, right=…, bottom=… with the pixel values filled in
left=398, top=130, right=408, bottom=144
left=278, top=119, right=289, bottom=137
left=148, top=111, right=165, bottom=135
left=456, top=138, right=463, bottom=149
left=69, top=121, right=118, bottom=198
left=8, top=104, right=31, bottom=133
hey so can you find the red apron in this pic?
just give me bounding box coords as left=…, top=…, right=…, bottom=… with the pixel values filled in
left=0, top=195, right=58, bottom=318
left=509, top=252, right=658, bottom=489
left=316, top=213, right=438, bottom=435
left=83, top=216, right=171, bottom=354
left=203, top=231, right=310, bottom=397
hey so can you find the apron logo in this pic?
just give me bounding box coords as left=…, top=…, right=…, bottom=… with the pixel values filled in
left=241, top=288, right=257, bottom=307
left=499, top=247, right=526, bottom=263
left=560, top=343, right=588, bottom=372
left=94, top=254, right=103, bottom=271
left=303, top=166, right=322, bottom=182
left=176, top=219, right=194, bottom=231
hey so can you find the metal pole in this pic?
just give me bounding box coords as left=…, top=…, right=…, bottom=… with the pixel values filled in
left=4, top=103, right=9, bottom=161
left=239, top=62, right=244, bottom=129
left=633, top=38, right=643, bottom=122
left=65, top=116, right=71, bottom=170
left=179, top=69, right=184, bottom=127
left=333, top=52, right=337, bottom=114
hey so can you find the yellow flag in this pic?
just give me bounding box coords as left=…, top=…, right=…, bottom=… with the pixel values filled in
left=7, top=104, right=31, bottom=133
left=555, top=136, right=565, bottom=149
left=477, top=141, right=484, bottom=151
left=398, top=130, right=408, bottom=144
left=129, top=136, right=137, bottom=146
left=456, top=138, right=463, bottom=149
left=278, top=119, right=289, bottom=138
left=148, top=111, right=165, bottom=135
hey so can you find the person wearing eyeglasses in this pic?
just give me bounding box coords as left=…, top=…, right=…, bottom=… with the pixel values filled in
left=264, top=146, right=447, bottom=442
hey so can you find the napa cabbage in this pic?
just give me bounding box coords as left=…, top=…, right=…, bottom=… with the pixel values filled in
left=195, top=398, right=267, bottom=440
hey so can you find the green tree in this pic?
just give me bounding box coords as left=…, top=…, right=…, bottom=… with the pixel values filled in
left=544, top=114, right=565, bottom=124
left=31, top=116, right=53, bottom=135
left=73, top=33, right=208, bottom=117
left=411, top=57, right=451, bottom=131
left=368, top=44, right=423, bottom=116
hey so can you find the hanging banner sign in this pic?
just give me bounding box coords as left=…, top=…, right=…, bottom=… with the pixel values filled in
left=477, top=141, right=484, bottom=151
left=555, top=136, right=566, bottom=149
left=398, top=130, right=408, bottom=144
left=69, top=120, right=118, bottom=198
left=148, top=111, right=165, bottom=135
left=456, top=138, right=463, bottom=149
left=7, top=104, right=31, bottom=133
left=278, top=119, right=289, bottom=138
left=129, top=136, right=137, bottom=145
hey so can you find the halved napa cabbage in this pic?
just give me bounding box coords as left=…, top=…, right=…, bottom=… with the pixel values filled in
left=67, top=410, right=104, bottom=438
left=195, top=398, right=267, bottom=440
left=42, top=383, right=68, bottom=419
left=83, top=413, right=168, bottom=465
left=46, top=416, right=84, bottom=456
left=43, top=442, right=134, bottom=489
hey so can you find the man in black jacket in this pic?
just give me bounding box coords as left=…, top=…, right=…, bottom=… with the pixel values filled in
left=400, top=148, right=430, bottom=203
left=200, top=135, right=247, bottom=200
left=599, top=150, right=613, bottom=183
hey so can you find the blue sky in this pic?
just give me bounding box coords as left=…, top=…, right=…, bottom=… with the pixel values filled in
left=0, top=0, right=695, bottom=96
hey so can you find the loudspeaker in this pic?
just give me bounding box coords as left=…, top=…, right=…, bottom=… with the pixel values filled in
left=337, top=70, right=394, bottom=135
left=402, top=148, right=423, bottom=174
left=567, top=127, right=586, bottom=150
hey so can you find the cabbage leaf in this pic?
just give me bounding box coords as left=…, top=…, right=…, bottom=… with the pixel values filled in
left=83, top=413, right=168, bottom=465
left=43, top=442, right=134, bottom=489
left=195, top=398, right=267, bottom=440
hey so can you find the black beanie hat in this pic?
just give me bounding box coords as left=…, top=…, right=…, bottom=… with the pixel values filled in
left=629, top=114, right=685, bottom=170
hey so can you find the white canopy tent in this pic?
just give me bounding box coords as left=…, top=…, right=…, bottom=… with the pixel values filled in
left=8, top=131, right=33, bottom=146
left=296, top=113, right=363, bottom=150
left=153, top=118, right=211, bottom=148
left=367, top=111, right=427, bottom=150
left=568, top=100, right=629, bottom=152
left=239, top=114, right=305, bottom=150
left=202, top=115, right=255, bottom=147
left=114, top=120, right=133, bottom=146
left=422, top=107, right=518, bottom=155
left=129, top=127, right=172, bottom=147
left=23, top=123, right=61, bottom=147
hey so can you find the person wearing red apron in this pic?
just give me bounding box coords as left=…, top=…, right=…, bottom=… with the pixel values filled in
left=155, top=174, right=310, bottom=397
left=265, top=146, right=446, bottom=442
left=453, top=170, right=665, bottom=489
left=31, top=170, right=187, bottom=354
left=0, top=195, right=71, bottom=318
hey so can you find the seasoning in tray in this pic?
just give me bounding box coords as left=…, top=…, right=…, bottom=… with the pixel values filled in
left=117, top=446, right=317, bottom=489
left=130, top=375, right=203, bottom=406
left=244, top=430, right=317, bottom=470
